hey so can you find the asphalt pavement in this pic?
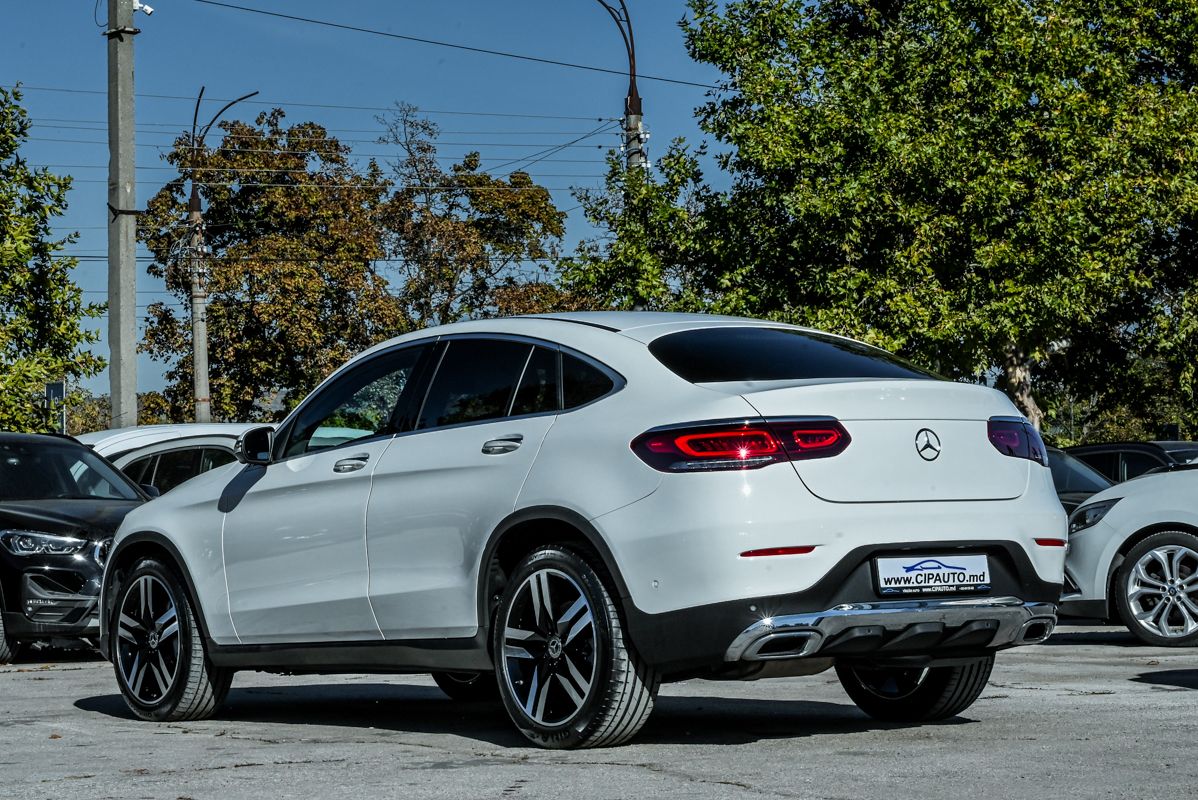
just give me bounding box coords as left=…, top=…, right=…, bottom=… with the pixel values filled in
left=1, top=624, right=1194, bottom=800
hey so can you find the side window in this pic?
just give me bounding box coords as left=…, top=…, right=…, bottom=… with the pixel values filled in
left=1075, top=452, right=1117, bottom=482
left=418, top=339, right=532, bottom=429
left=123, top=455, right=156, bottom=486
left=152, top=449, right=201, bottom=494
left=284, top=345, right=428, bottom=457
left=511, top=346, right=561, bottom=416
left=1122, top=452, right=1163, bottom=481
left=562, top=353, right=614, bottom=409
left=199, top=448, right=236, bottom=473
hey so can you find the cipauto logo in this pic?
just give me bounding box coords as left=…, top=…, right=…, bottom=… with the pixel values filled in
left=915, top=428, right=942, bottom=461
left=876, top=554, right=991, bottom=595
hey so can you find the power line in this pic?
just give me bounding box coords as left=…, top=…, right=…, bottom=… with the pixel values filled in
left=189, top=0, right=719, bottom=90
left=26, top=130, right=619, bottom=148
left=36, top=164, right=609, bottom=179
left=4, top=84, right=618, bottom=121
left=58, top=179, right=589, bottom=190
left=26, top=136, right=610, bottom=164
left=30, top=117, right=615, bottom=137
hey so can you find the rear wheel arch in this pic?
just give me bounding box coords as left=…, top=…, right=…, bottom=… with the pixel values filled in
left=478, top=508, right=631, bottom=653
left=105, top=534, right=214, bottom=656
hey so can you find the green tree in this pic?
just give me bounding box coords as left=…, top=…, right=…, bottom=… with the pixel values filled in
left=559, top=142, right=711, bottom=311
left=0, top=85, right=103, bottom=431
left=377, top=104, right=567, bottom=327
left=683, top=0, right=1198, bottom=427
left=139, top=110, right=408, bottom=421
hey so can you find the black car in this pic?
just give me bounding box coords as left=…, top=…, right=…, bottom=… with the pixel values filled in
left=1046, top=446, right=1113, bottom=514
left=1066, top=440, right=1198, bottom=483
left=0, top=433, right=148, bottom=663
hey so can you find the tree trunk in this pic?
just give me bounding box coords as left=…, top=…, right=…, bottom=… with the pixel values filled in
left=1003, top=345, right=1045, bottom=430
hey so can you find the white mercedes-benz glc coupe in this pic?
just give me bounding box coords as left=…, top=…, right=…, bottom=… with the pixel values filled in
left=99, top=313, right=1065, bottom=748
left=1061, top=467, right=1198, bottom=646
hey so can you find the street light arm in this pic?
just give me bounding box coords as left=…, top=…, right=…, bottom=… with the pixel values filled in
left=198, top=90, right=261, bottom=145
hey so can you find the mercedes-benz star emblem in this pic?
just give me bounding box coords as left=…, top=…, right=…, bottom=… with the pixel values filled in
left=915, top=428, right=942, bottom=461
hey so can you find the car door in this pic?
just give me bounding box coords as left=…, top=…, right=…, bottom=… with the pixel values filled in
left=365, top=338, right=560, bottom=640
left=222, top=343, right=432, bottom=644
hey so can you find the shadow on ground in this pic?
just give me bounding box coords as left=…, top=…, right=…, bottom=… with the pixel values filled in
left=1130, top=669, right=1198, bottom=690
left=74, top=680, right=964, bottom=747
left=1040, top=628, right=1144, bottom=648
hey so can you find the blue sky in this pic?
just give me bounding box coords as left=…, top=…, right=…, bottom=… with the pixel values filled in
left=2, top=1, right=724, bottom=396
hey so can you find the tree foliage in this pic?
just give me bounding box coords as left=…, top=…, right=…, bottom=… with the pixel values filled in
left=0, top=86, right=103, bottom=431
left=140, top=109, right=407, bottom=421
left=560, top=142, right=711, bottom=311
left=377, top=103, right=566, bottom=327
left=680, top=0, right=1198, bottom=429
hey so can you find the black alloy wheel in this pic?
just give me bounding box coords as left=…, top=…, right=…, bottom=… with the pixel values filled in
left=432, top=670, right=500, bottom=702
left=493, top=545, right=658, bottom=748
left=835, top=655, right=995, bottom=722
left=112, top=559, right=231, bottom=721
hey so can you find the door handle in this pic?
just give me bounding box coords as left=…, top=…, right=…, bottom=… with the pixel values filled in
left=482, top=435, right=523, bottom=455
left=333, top=453, right=371, bottom=473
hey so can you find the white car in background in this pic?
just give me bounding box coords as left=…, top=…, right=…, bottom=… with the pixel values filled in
left=77, top=424, right=267, bottom=496
left=1061, top=468, right=1198, bottom=645
left=98, top=313, right=1065, bottom=748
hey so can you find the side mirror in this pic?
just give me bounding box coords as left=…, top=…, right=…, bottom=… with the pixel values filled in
left=234, top=426, right=275, bottom=466
left=140, top=484, right=161, bottom=498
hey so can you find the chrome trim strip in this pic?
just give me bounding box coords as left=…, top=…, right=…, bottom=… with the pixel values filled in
left=725, top=596, right=1058, bottom=662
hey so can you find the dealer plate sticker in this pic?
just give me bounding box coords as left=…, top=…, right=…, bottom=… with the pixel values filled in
left=875, top=555, right=991, bottom=596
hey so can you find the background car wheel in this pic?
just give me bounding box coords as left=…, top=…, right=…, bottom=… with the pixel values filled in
left=1114, top=531, right=1198, bottom=647
left=492, top=545, right=659, bottom=749
left=112, top=559, right=232, bottom=721
left=0, top=607, right=21, bottom=665
left=835, top=655, right=994, bottom=722
left=432, top=670, right=499, bottom=702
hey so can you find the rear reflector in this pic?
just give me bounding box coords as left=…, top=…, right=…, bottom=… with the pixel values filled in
left=632, top=418, right=851, bottom=472
left=987, top=418, right=1049, bottom=466
left=740, top=546, right=816, bottom=558
left=1035, top=538, right=1067, bottom=547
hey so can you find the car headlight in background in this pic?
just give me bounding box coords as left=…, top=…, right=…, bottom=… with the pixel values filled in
left=1068, top=499, right=1121, bottom=536
left=0, top=530, right=88, bottom=557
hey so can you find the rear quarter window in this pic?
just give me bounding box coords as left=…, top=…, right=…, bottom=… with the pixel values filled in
left=647, top=327, right=937, bottom=383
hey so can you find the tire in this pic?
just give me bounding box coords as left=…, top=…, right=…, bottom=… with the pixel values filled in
left=1114, top=531, right=1198, bottom=647
left=835, top=655, right=995, bottom=722
left=492, top=545, right=659, bottom=749
left=432, top=670, right=500, bottom=702
left=111, top=559, right=232, bottom=721
left=0, top=609, right=21, bottom=666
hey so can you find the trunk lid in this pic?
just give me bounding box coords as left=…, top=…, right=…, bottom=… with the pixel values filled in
left=717, top=379, right=1029, bottom=503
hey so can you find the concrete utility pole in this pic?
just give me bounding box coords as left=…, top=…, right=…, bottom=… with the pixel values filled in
left=184, top=88, right=258, bottom=423
left=594, top=1, right=646, bottom=169
left=186, top=188, right=211, bottom=423
left=105, top=0, right=139, bottom=429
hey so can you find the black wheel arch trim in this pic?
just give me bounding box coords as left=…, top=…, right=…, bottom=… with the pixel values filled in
left=477, top=506, right=633, bottom=638
left=100, top=531, right=215, bottom=660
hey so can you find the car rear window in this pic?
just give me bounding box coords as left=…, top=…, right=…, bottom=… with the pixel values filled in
left=647, top=327, right=937, bottom=383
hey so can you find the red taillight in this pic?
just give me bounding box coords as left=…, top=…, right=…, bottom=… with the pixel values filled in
left=740, top=546, right=816, bottom=557
left=987, top=418, right=1048, bottom=466
left=1035, top=538, right=1066, bottom=547
left=672, top=429, right=780, bottom=459
left=631, top=418, right=851, bottom=472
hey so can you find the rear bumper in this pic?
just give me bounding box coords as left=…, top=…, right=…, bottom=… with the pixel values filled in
left=623, top=538, right=1062, bottom=674
left=724, top=596, right=1056, bottom=662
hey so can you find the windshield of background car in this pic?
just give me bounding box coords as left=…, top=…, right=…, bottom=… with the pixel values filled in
left=647, top=327, right=939, bottom=383
left=0, top=439, right=140, bottom=501
left=1048, top=450, right=1113, bottom=494
left=1161, top=445, right=1198, bottom=463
